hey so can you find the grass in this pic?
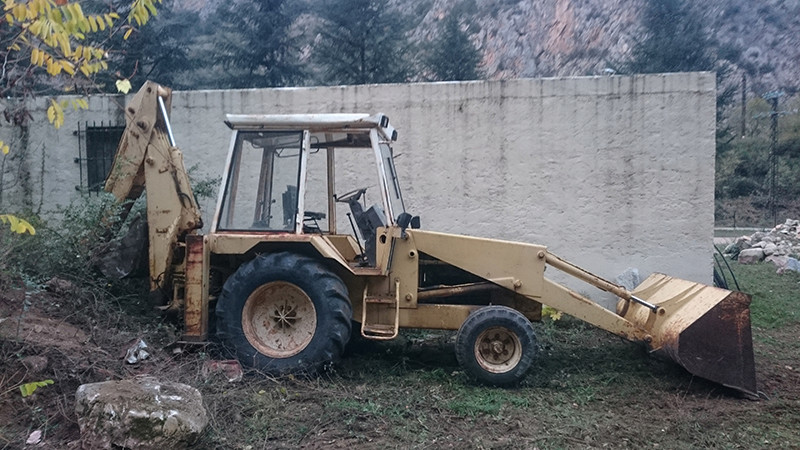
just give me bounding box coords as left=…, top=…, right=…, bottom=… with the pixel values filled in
left=732, top=260, right=800, bottom=329
left=2, top=259, right=799, bottom=449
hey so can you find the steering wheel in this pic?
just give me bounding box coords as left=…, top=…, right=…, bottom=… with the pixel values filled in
left=335, top=187, right=367, bottom=203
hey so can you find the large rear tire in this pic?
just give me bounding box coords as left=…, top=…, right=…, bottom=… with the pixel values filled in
left=455, top=306, right=537, bottom=386
left=215, top=252, right=352, bottom=375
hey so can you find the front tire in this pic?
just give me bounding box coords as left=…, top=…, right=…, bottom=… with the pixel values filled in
left=455, top=306, right=537, bottom=386
left=216, top=252, right=352, bottom=375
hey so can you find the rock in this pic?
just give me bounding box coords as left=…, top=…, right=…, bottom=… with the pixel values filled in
left=767, top=255, right=800, bottom=274
left=734, top=236, right=752, bottom=250
left=75, top=378, right=208, bottom=450
left=737, top=248, right=765, bottom=264
left=201, top=360, right=243, bottom=383
left=763, top=243, right=779, bottom=256
left=723, top=243, right=740, bottom=258
left=713, top=237, right=733, bottom=247
left=778, top=257, right=800, bottom=274
left=21, top=355, right=48, bottom=373
left=124, top=339, right=150, bottom=364
left=26, top=430, right=43, bottom=445
left=46, top=277, right=77, bottom=295
left=614, top=267, right=640, bottom=291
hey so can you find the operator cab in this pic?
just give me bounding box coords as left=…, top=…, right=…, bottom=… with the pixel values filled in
left=213, top=113, right=412, bottom=265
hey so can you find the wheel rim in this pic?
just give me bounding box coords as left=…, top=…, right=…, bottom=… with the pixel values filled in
left=474, top=326, right=523, bottom=373
left=242, top=281, right=317, bottom=358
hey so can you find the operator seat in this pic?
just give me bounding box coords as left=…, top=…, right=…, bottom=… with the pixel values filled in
left=345, top=195, right=386, bottom=266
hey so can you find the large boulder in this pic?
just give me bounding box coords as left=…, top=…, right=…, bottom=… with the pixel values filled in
left=75, top=378, right=208, bottom=450
left=737, top=248, right=765, bottom=264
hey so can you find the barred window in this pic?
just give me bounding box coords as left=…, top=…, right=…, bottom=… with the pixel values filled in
left=75, top=122, right=125, bottom=192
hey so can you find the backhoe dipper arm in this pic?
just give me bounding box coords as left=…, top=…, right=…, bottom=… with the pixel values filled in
left=104, top=81, right=202, bottom=298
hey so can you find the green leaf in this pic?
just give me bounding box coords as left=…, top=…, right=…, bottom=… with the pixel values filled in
left=115, top=78, right=132, bottom=94
left=20, top=379, right=53, bottom=397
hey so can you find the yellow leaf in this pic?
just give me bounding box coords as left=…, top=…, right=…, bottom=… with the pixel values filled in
left=60, top=59, right=74, bottom=75
left=145, top=0, right=157, bottom=16
left=88, top=15, right=96, bottom=32
left=115, top=79, right=131, bottom=94
left=12, top=4, right=24, bottom=21
left=123, top=27, right=132, bottom=40
left=0, top=214, right=36, bottom=235
left=47, top=58, right=61, bottom=75
left=73, top=2, right=83, bottom=19
left=47, top=100, right=64, bottom=129
left=0, top=140, right=9, bottom=155
left=5, top=13, right=12, bottom=24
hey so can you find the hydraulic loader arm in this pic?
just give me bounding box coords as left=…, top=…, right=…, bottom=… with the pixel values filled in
left=104, top=81, right=202, bottom=299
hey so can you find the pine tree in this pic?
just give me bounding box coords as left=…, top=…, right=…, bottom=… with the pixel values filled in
left=424, top=15, right=482, bottom=81
left=210, top=0, right=305, bottom=88
left=313, top=0, right=413, bottom=85
left=625, top=0, right=715, bottom=73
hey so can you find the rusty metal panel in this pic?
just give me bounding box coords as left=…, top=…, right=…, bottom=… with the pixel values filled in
left=182, top=234, right=208, bottom=341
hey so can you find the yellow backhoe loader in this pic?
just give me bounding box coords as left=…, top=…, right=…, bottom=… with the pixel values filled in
left=104, top=82, right=756, bottom=394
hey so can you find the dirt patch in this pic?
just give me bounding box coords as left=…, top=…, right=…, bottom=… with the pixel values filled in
left=1, top=281, right=799, bottom=449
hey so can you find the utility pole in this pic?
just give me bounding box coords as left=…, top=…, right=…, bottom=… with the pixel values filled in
left=741, top=74, right=747, bottom=138
left=763, top=91, right=783, bottom=227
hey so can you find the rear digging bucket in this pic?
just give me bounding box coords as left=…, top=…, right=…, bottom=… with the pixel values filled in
left=620, top=274, right=756, bottom=395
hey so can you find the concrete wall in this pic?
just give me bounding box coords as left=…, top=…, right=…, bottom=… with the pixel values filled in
left=0, top=73, right=717, bottom=306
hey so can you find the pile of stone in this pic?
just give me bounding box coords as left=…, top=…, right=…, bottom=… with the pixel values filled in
left=724, top=219, right=800, bottom=273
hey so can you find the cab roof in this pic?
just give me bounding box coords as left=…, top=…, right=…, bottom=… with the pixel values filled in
left=224, top=113, right=397, bottom=141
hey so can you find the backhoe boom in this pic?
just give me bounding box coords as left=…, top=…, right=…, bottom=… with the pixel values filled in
left=104, top=81, right=202, bottom=303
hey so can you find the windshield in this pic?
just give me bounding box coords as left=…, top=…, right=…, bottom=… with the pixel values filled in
left=218, top=131, right=303, bottom=231
left=379, top=142, right=405, bottom=220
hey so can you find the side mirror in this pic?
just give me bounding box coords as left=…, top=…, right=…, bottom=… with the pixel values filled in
left=410, top=216, right=420, bottom=229
left=396, top=212, right=412, bottom=230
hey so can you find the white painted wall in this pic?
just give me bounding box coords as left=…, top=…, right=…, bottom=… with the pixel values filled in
left=1, top=74, right=717, bottom=306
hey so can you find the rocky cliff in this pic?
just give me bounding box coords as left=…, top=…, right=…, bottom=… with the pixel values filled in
left=173, top=0, right=799, bottom=94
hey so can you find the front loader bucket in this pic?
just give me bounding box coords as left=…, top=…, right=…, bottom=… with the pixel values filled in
left=619, top=273, right=756, bottom=395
